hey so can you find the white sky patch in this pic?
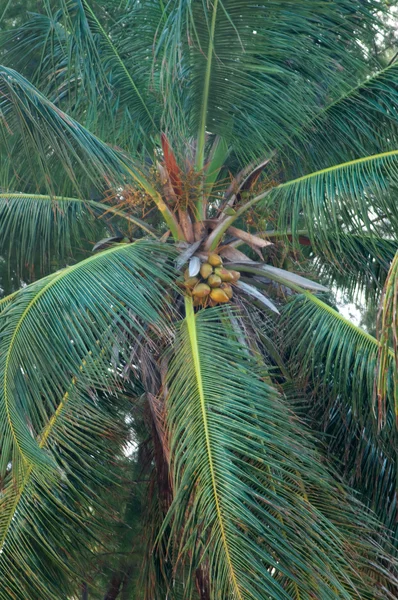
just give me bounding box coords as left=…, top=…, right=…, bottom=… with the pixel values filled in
left=335, top=289, right=361, bottom=325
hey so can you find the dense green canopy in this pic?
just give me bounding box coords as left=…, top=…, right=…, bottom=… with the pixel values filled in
left=0, top=1, right=397, bottom=599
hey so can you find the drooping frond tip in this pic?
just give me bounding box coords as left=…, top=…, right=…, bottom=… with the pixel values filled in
left=376, top=251, right=398, bottom=430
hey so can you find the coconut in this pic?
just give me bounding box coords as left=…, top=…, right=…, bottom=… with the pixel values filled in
left=228, top=270, right=241, bottom=282
left=214, top=267, right=235, bottom=283
left=184, top=276, right=200, bottom=289
left=207, top=274, right=222, bottom=288
left=192, top=283, right=211, bottom=298
left=208, top=253, right=223, bottom=267
left=210, top=288, right=230, bottom=303
left=200, top=263, right=213, bottom=279
left=220, top=282, right=233, bottom=299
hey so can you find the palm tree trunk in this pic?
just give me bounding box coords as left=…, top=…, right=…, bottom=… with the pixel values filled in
left=195, top=566, right=211, bottom=600
left=103, top=572, right=123, bottom=600
left=120, top=567, right=134, bottom=600
left=82, top=582, right=89, bottom=600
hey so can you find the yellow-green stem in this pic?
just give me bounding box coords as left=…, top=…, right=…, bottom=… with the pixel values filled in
left=184, top=296, right=243, bottom=599
left=195, top=0, right=219, bottom=219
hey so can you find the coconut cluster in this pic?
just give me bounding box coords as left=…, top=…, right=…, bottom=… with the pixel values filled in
left=183, top=253, right=240, bottom=306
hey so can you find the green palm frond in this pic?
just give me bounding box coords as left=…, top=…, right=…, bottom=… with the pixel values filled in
left=280, top=60, right=398, bottom=174
left=0, top=349, right=132, bottom=600
left=0, top=192, right=156, bottom=274
left=0, top=240, right=177, bottom=599
left=263, top=151, right=398, bottom=247
left=263, top=229, right=397, bottom=297
left=44, top=0, right=157, bottom=148
left=153, top=0, right=383, bottom=164
left=0, top=66, right=157, bottom=197
left=0, top=66, right=184, bottom=236
left=0, top=240, right=175, bottom=472
left=376, top=250, right=398, bottom=429
left=0, top=11, right=65, bottom=86
left=1, top=1, right=157, bottom=151
left=282, top=291, right=397, bottom=541
left=162, top=298, right=396, bottom=599
left=299, top=231, right=398, bottom=299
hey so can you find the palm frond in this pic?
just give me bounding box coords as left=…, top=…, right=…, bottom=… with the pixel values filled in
left=0, top=66, right=185, bottom=235
left=0, top=240, right=178, bottom=599
left=0, top=239, right=175, bottom=472
left=0, top=66, right=156, bottom=196
left=155, top=0, right=384, bottom=164
left=376, top=250, right=398, bottom=429
left=262, top=151, right=398, bottom=247
left=162, top=298, right=396, bottom=598
left=0, top=349, right=131, bottom=600
left=282, top=291, right=397, bottom=544
left=296, top=231, right=398, bottom=300
left=279, top=60, right=398, bottom=175
left=1, top=2, right=158, bottom=152
left=0, top=192, right=156, bottom=274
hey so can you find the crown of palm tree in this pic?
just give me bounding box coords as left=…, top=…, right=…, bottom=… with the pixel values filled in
left=0, top=1, right=397, bottom=599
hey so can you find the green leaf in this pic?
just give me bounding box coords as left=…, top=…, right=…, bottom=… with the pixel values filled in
left=0, top=347, right=132, bottom=600
left=2, top=1, right=158, bottom=152
left=0, top=66, right=157, bottom=198
left=282, top=291, right=397, bottom=544
left=0, top=240, right=176, bottom=472
left=281, top=60, right=398, bottom=175
left=204, top=136, right=229, bottom=198
left=311, top=231, right=398, bottom=299
left=163, top=298, right=396, bottom=598
left=0, top=192, right=158, bottom=276
left=156, top=0, right=384, bottom=164
left=0, top=67, right=183, bottom=236
left=376, top=251, right=398, bottom=430
left=266, top=150, right=398, bottom=246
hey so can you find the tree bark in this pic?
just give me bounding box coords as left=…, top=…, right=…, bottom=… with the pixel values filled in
left=195, top=566, right=211, bottom=600
left=103, top=572, right=123, bottom=600
left=120, top=566, right=134, bottom=600
left=82, top=582, right=89, bottom=600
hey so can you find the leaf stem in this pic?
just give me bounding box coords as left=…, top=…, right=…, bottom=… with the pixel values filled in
left=204, top=188, right=272, bottom=250
left=195, top=0, right=219, bottom=218
left=184, top=296, right=243, bottom=599
left=0, top=193, right=158, bottom=237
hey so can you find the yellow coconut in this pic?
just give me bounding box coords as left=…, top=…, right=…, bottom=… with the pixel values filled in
left=220, top=282, right=233, bottom=299
left=208, top=253, right=223, bottom=267
left=207, top=274, right=222, bottom=288
left=214, top=267, right=235, bottom=283
left=200, top=262, right=213, bottom=279
left=184, top=276, right=200, bottom=289
left=210, top=288, right=230, bottom=303
left=192, top=283, right=211, bottom=298
left=228, top=270, right=241, bottom=282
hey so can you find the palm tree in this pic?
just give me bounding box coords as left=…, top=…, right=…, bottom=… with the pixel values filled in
left=0, top=1, right=397, bottom=598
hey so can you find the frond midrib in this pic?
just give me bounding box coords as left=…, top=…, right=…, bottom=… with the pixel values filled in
left=0, top=193, right=157, bottom=236
left=3, top=242, right=138, bottom=464
left=278, top=149, right=398, bottom=188
left=0, top=344, right=102, bottom=557
left=184, top=297, right=243, bottom=600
